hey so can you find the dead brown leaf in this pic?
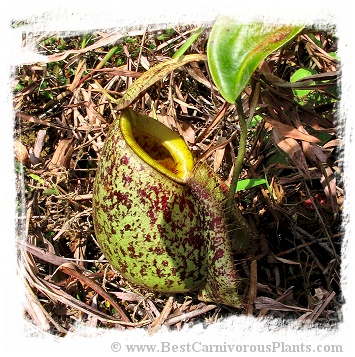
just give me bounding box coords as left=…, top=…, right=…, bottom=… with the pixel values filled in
left=31, top=129, right=47, bottom=165
left=14, top=140, right=30, bottom=167
left=254, top=296, right=312, bottom=313
left=48, top=138, right=75, bottom=172
left=302, top=291, right=336, bottom=324
left=24, top=280, right=51, bottom=331
left=273, top=255, right=301, bottom=265
left=264, top=116, right=320, bottom=143
left=195, top=101, right=230, bottom=143
left=150, top=296, right=175, bottom=335
left=81, top=89, right=106, bottom=125
left=295, top=119, right=338, bottom=213
left=186, top=62, right=214, bottom=89
left=111, top=291, right=144, bottom=302
left=213, top=137, right=227, bottom=172
left=67, top=59, right=86, bottom=91
left=150, top=112, right=177, bottom=131
left=323, top=139, right=343, bottom=149
left=180, top=120, right=196, bottom=144
left=16, top=112, right=70, bottom=131
left=164, top=304, right=217, bottom=326
left=247, top=260, right=258, bottom=315
left=320, top=166, right=338, bottom=213
left=271, top=132, right=311, bottom=179
left=58, top=264, right=131, bottom=323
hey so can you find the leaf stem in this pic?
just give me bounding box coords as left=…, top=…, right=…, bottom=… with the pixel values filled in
left=226, top=96, right=248, bottom=213
left=78, top=45, right=120, bottom=86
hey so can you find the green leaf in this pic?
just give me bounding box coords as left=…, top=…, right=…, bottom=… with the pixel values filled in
left=290, top=68, right=338, bottom=107
left=329, top=51, right=339, bottom=60
left=235, top=178, right=267, bottom=191
left=28, top=173, right=44, bottom=184
left=97, top=54, right=206, bottom=110
left=43, top=186, right=60, bottom=195
left=290, top=68, right=317, bottom=99
left=207, top=18, right=304, bottom=103
left=13, top=83, right=24, bottom=92
left=307, top=33, right=322, bottom=48
left=172, top=27, right=204, bottom=59
left=249, top=114, right=263, bottom=128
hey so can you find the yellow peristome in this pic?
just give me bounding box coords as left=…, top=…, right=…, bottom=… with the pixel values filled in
left=119, top=108, right=194, bottom=184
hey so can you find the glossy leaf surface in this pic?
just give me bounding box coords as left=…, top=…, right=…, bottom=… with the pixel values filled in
left=236, top=178, right=267, bottom=191
left=207, top=18, right=304, bottom=103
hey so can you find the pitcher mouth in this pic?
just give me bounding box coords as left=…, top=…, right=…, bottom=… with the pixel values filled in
left=119, top=108, right=195, bottom=184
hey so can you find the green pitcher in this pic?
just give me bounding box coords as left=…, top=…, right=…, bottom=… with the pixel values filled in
left=92, top=108, right=242, bottom=308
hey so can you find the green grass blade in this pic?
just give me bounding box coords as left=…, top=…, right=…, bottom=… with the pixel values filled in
left=172, top=27, right=204, bottom=59
left=235, top=178, right=267, bottom=191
